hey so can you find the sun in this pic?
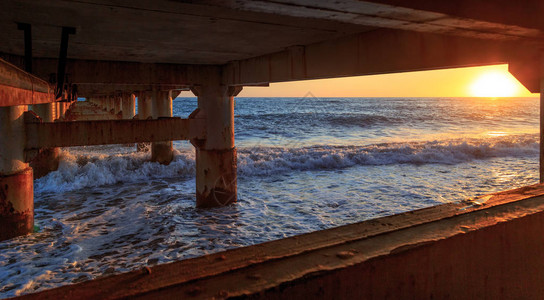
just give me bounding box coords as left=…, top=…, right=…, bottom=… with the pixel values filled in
left=469, top=71, right=518, bottom=97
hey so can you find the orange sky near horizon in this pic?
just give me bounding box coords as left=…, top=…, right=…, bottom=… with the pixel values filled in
left=217, top=64, right=537, bottom=98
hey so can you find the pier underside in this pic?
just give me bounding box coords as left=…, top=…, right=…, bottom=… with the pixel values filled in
left=1, top=0, right=544, bottom=298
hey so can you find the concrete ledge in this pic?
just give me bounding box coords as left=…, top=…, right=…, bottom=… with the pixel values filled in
left=14, top=184, right=544, bottom=299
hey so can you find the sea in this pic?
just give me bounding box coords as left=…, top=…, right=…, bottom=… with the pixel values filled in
left=0, top=96, right=539, bottom=297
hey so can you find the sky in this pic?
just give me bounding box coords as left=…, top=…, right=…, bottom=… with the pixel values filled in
left=180, top=64, right=538, bottom=98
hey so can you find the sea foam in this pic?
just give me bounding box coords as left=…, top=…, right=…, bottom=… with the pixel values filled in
left=34, top=135, right=538, bottom=194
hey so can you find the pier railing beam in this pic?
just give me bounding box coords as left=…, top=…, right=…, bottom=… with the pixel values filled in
left=29, top=103, right=60, bottom=178
left=191, top=80, right=241, bottom=208
left=0, top=105, right=33, bottom=241
left=151, top=89, right=174, bottom=164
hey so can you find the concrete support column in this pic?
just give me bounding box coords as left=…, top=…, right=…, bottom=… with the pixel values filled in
left=114, top=94, right=122, bottom=116
left=121, top=93, right=136, bottom=120
left=191, top=81, right=241, bottom=208
left=0, top=105, right=33, bottom=240
left=138, top=91, right=153, bottom=120
left=55, top=102, right=60, bottom=120
left=137, top=91, right=153, bottom=152
left=57, top=102, right=66, bottom=120
left=29, top=103, right=60, bottom=178
left=107, top=95, right=113, bottom=113
left=151, top=89, right=174, bottom=164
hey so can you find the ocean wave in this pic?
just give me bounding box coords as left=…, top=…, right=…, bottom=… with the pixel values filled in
left=34, top=148, right=195, bottom=194
left=34, top=135, right=538, bottom=193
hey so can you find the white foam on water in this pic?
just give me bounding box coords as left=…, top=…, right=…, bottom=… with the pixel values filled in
left=34, top=135, right=538, bottom=194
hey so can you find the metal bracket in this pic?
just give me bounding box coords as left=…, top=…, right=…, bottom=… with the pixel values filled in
left=55, top=27, right=76, bottom=99
left=16, top=23, right=32, bottom=73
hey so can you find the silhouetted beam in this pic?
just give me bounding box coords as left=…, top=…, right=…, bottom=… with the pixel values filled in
left=25, top=116, right=206, bottom=149
left=0, top=58, right=55, bottom=107
left=224, top=29, right=530, bottom=85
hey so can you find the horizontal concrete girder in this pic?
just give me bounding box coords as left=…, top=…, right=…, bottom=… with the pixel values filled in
left=24, top=113, right=206, bottom=149
left=224, top=28, right=531, bottom=85
left=0, top=58, right=55, bottom=107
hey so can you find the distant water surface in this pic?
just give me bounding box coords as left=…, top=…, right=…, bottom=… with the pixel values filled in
left=0, top=97, right=539, bottom=297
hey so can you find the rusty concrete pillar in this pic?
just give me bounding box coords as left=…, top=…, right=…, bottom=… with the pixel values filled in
left=151, top=89, right=174, bottom=164
left=55, top=102, right=60, bottom=120
left=191, top=80, right=242, bottom=208
left=114, top=94, right=122, bottom=116
left=0, top=105, right=33, bottom=241
left=57, top=102, right=66, bottom=119
left=107, top=95, right=113, bottom=113
left=29, top=103, right=60, bottom=178
left=121, top=92, right=135, bottom=120
left=136, top=91, right=153, bottom=152
left=103, top=96, right=108, bottom=111
left=138, top=91, right=153, bottom=120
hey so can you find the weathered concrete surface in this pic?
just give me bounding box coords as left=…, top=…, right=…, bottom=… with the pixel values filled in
left=29, top=147, right=59, bottom=179
left=0, top=168, right=33, bottom=241
left=151, top=90, right=174, bottom=164
left=136, top=91, right=152, bottom=151
left=0, top=105, right=33, bottom=241
left=0, top=1, right=541, bottom=98
left=25, top=115, right=206, bottom=149
left=65, top=101, right=119, bottom=121
left=113, top=96, right=122, bottom=116
left=0, top=58, right=54, bottom=107
left=0, top=105, right=27, bottom=175
left=14, top=184, right=544, bottom=299
left=195, top=148, right=237, bottom=208
left=29, top=103, right=59, bottom=178
left=192, top=77, right=240, bottom=208
left=121, top=93, right=135, bottom=120
left=0, top=1, right=541, bottom=66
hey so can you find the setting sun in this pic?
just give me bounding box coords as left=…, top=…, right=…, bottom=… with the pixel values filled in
left=469, top=71, right=518, bottom=97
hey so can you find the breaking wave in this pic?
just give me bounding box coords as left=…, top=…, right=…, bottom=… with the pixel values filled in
left=34, top=134, right=538, bottom=193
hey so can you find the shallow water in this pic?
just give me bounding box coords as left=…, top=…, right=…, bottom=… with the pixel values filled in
left=0, top=97, right=539, bottom=297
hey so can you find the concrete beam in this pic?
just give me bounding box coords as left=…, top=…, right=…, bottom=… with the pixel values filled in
left=24, top=114, right=206, bottom=150
left=224, top=29, right=526, bottom=85
left=508, top=52, right=542, bottom=93
left=0, top=58, right=55, bottom=107
left=16, top=184, right=544, bottom=298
